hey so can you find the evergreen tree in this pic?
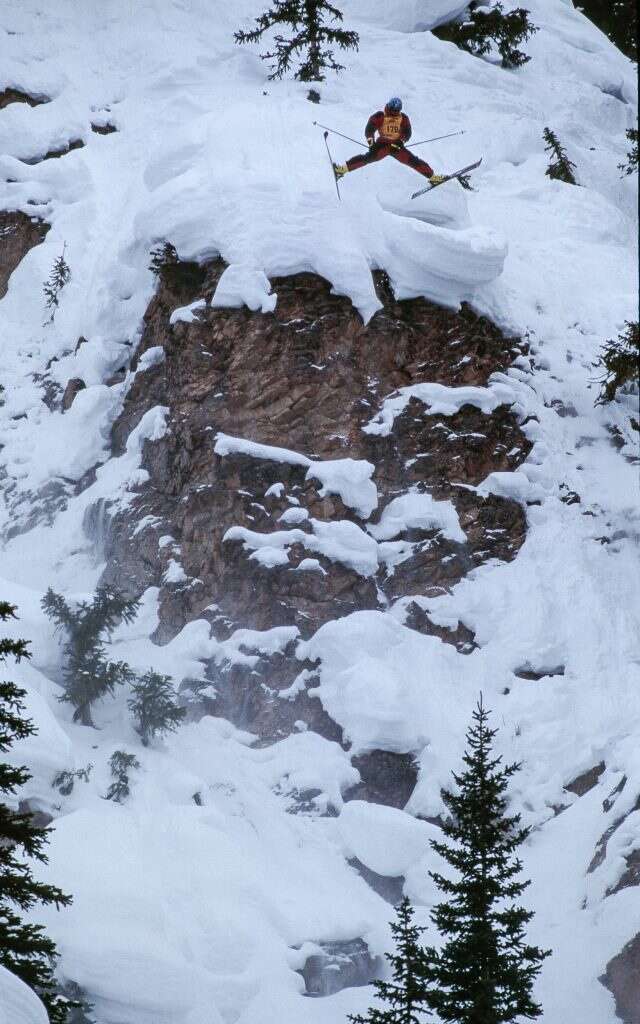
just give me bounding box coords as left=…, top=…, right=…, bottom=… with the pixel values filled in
left=618, top=127, right=638, bottom=176
left=104, top=751, right=140, bottom=803
left=543, top=128, right=578, bottom=184
left=43, top=244, right=71, bottom=323
left=234, top=1, right=359, bottom=82
left=128, top=670, right=185, bottom=746
left=348, top=896, right=434, bottom=1023
left=148, top=241, right=206, bottom=292
left=52, top=764, right=93, bottom=798
left=42, top=587, right=140, bottom=727
left=428, top=697, right=550, bottom=1023
left=575, top=1, right=637, bottom=62
left=0, top=600, right=77, bottom=1022
left=595, top=320, right=639, bottom=404
left=434, top=3, right=537, bottom=70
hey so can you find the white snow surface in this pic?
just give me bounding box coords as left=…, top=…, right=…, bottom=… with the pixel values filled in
left=210, top=263, right=277, bottom=313
left=215, top=432, right=378, bottom=517
left=0, top=1, right=638, bottom=1022
left=0, top=966, right=48, bottom=1024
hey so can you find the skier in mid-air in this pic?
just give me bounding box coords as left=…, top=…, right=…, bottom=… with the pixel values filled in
left=333, top=97, right=445, bottom=184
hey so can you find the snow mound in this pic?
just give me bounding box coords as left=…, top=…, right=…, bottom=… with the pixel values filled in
left=211, top=263, right=277, bottom=313
left=0, top=965, right=48, bottom=1024
left=369, top=491, right=466, bottom=543
left=215, top=433, right=378, bottom=518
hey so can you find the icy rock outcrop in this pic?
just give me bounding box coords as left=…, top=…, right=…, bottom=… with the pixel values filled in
left=298, top=939, right=380, bottom=998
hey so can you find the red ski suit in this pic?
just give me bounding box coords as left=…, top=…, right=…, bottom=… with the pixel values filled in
left=346, top=109, right=434, bottom=178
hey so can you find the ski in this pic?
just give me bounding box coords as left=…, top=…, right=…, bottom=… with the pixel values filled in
left=323, top=130, right=341, bottom=201
left=411, top=158, right=483, bottom=200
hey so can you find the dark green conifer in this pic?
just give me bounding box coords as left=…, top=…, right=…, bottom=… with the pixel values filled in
left=348, top=896, right=434, bottom=1023
left=618, top=128, right=638, bottom=176
left=128, top=670, right=185, bottom=746
left=434, top=3, right=537, bottom=69
left=234, top=0, right=359, bottom=81
left=0, top=600, right=77, bottom=1022
left=543, top=128, right=578, bottom=184
left=575, top=1, right=637, bottom=61
left=595, top=320, right=639, bottom=404
left=428, top=697, right=550, bottom=1023
left=43, top=245, right=71, bottom=323
left=42, top=587, right=140, bottom=727
left=104, top=751, right=140, bottom=803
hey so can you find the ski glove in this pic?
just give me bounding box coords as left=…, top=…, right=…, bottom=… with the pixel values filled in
left=366, top=137, right=374, bottom=147
left=391, top=142, right=404, bottom=150
left=429, top=174, right=446, bottom=185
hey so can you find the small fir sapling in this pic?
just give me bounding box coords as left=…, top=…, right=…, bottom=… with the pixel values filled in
left=234, top=0, right=359, bottom=82
left=148, top=241, right=206, bottom=292
left=43, top=244, right=71, bottom=323
left=42, top=587, right=140, bottom=727
left=543, top=127, right=578, bottom=184
left=618, top=128, right=638, bottom=176
left=104, top=751, right=141, bottom=803
left=52, top=764, right=93, bottom=797
left=595, top=321, right=640, bottom=404
left=434, top=2, right=538, bottom=70
left=0, top=600, right=78, bottom=1023
left=426, top=696, right=550, bottom=1023
left=127, top=670, right=185, bottom=746
left=348, top=896, right=435, bottom=1023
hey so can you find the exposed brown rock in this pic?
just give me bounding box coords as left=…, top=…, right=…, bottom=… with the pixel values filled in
left=601, top=932, right=640, bottom=1024
left=91, top=122, right=117, bottom=135
left=21, top=138, right=84, bottom=165
left=62, top=377, right=87, bottom=411
left=100, top=258, right=532, bottom=744
left=565, top=761, right=605, bottom=797
left=0, top=88, right=49, bottom=109
left=0, top=210, right=49, bottom=299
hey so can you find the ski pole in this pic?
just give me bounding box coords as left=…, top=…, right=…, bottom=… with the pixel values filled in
left=407, top=130, right=465, bottom=148
left=312, top=121, right=367, bottom=149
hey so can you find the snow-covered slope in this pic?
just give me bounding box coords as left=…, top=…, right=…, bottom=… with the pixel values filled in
left=0, top=1, right=638, bottom=1022
left=0, top=966, right=48, bottom=1024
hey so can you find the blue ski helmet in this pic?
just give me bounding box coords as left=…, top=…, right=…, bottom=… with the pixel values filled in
left=386, top=97, right=402, bottom=112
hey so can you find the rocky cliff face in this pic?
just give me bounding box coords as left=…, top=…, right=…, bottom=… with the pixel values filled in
left=0, top=211, right=49, bottom=300
left=97, top=258, right=530, bottom=768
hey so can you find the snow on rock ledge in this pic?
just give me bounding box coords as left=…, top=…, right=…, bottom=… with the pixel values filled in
left=210, top=263, right=277, bottom=314
left=298, top=610, right=471, bottom=756
left=363, top=379, right=519, bottom=437
left=368, top=491, right=466, bottom=543
left=215, top=433, right=378, bottom=519
left=338, top=800, right=438, bottom=877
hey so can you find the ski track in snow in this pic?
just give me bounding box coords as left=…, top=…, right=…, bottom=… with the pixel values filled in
left=0, top=1, right=638, bottom=1021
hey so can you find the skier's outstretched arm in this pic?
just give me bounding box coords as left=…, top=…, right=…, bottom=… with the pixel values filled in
left=365, top=112, right=381, bottom=146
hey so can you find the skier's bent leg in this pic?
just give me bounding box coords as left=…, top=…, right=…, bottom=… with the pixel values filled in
left=346, top=142, right=391, bottom=172
left=392, top=147, right=433, bottom=178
